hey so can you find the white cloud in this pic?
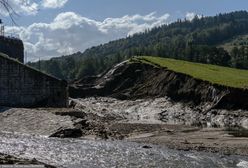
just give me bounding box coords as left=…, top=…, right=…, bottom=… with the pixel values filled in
left=0, top=0, right=68, bottom=16
left=42, top=0, right=68, bottom=9
left=186, top=12, right=196, bottom=21
left=186, top=12, right=203, bottom=21
left=0, top=0, right=39, bottom=16
left=5, top=12, right=170, bottom=62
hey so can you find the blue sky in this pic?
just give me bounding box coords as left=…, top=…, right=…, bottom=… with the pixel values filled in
left=1, top=0, right=248, bottom=61
left=14, top=0, right=248, bottom=25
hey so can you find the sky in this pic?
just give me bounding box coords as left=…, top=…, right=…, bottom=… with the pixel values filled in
left=1, top=0, right=248, bottom=62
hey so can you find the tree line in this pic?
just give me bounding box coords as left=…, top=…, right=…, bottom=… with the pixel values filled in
left=28, top=11, right=248, bottom=80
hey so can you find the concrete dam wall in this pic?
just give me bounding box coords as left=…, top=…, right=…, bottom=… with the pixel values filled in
left=0, top=36, right=68, bottom=107
left=0, top=53, right=68, bottom=107
left=0, top=36, right=24, bottom=63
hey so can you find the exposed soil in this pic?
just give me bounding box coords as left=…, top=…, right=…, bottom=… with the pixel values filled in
left=127, top=125, right=248, bottom=156
left=67, top=61, right=248, bottom=156
left=70, top=61, right=248, bottom=110
left=1, top=96, right=248, bottom=158
left=71, top=97, right=248, bottom=156
left=0, top=107, right=85, bottom=138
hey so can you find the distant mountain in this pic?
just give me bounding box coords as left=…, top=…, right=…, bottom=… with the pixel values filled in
left=28, top=10, right=248, bottom=80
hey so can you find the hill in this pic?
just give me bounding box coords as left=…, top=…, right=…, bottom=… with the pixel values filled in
left=133, top=56, right=248, bottom=89
left=70, top=56, right=248, bottom=110
left=28, top=10, right=248, bottom=80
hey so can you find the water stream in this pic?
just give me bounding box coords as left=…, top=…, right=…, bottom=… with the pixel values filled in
left=0, top=132, right=247, bottom=168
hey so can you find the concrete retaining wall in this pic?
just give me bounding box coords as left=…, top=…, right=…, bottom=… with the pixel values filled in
left=0, top=54, right=68, bottom=107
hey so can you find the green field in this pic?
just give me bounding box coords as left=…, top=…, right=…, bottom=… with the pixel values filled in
left=132, top=56, right=248, bottom=89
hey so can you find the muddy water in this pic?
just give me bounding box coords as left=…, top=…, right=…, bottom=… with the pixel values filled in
left=0, top=132, right=247, bottom=168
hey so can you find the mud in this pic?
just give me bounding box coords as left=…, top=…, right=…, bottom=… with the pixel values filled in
left=1, top=96, right=248, bottom=166
left=1, top=97, right=248, bottom=156
left=72, top=97, right=248, bottom=156
left=0, top=108, right=85, bottom=137
left=73, top=97, right=248, bottom=129
left=70, top=61, right=248, bottom=110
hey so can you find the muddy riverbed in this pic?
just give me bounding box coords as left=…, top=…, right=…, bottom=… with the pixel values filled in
left=0, top=97, right=248, bottom=167
left=0, top=132, right=248, bottom=168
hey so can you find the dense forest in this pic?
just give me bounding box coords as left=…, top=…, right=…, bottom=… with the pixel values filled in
left=28, top=11, right=248, bottom=80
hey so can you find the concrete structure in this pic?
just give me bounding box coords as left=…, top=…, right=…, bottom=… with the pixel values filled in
left=0, top=20, right=24, bottom=63
left=0, top=31, right=68, bottom=107
left=0, top=19, right=4, bottom=36
left=0, top=53, right=68, bottom=107
left=0, top=36, right=24, bottom=63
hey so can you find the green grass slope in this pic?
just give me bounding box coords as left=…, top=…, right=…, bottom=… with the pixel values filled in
left=133, top=56, right=248, bottom=89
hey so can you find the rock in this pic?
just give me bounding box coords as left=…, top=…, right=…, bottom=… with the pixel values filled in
left=68, top=99, right=77, bottom=108
left=142, top=145, right=152, bottom=149
left=50, top=128, right=82, bottom=138
left=241, top=119, right=248, bottom=129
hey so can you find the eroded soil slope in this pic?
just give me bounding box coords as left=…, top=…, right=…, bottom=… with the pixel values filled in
left=70, top=61, right=248, bottom=110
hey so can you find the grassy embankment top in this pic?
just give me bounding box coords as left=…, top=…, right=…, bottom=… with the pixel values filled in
left=131, top=56, right=248, bottom=89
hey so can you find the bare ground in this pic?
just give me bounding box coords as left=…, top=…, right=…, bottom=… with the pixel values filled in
left=73, top=97, right=248, bottom=156
left=1, top=97, right=248, bottom=157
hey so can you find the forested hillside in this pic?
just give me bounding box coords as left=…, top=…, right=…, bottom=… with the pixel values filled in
left=28, top=11, right=248, bottom=80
